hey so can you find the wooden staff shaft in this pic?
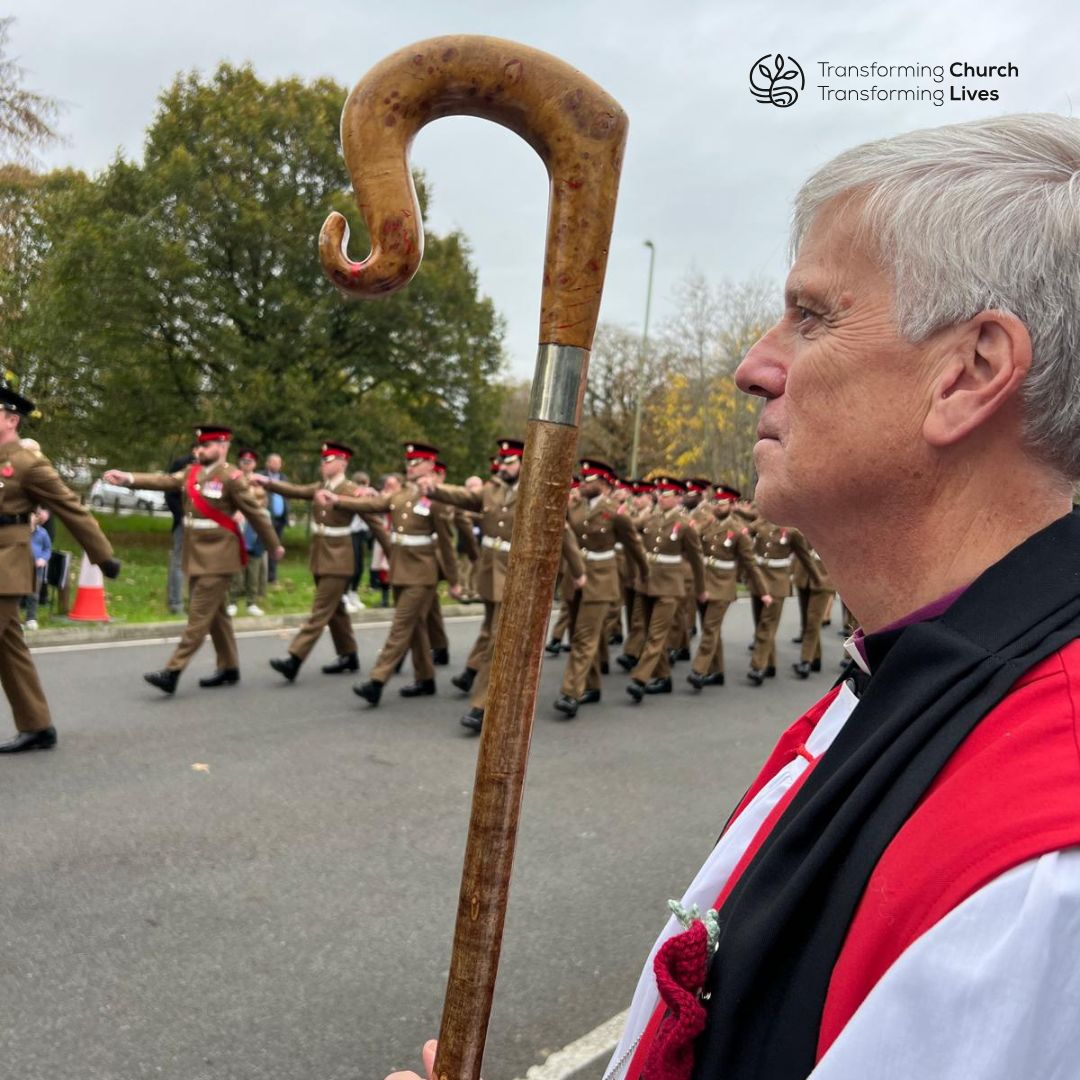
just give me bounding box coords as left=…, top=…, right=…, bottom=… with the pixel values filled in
left=318, top=36, right=626, bottom=1079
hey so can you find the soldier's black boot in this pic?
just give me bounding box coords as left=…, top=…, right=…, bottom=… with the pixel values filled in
left=765, top=665, right=777, bottom=678
left=747, top=667, right=765, bottom=687
left=645, top=677, right=672, bottom=694
left=578, top=689, right=601, bottom=705
left=321, top=653, right=360, bottom=675
left=810, top=658, right=822, bottom=673
left=553, top=694, right=579, bottom=719
left=687, top=670, right=705, bottom=691
left=609, top=632, right=624, bottom=645
left=144, top=668, right=180, bottom=695
left=431, top=648, right=450, bottom=666
left=400, top=679, right=436, bottom=698
left=199, top=668, right=240, bottom=688
left=354, top=679, right=383, bottom=705
left=0, top=726, right=57, bottom=753
left=616, top=653, right=637, bottom=672
left=460, top=707, right=484, bottom=733
left=626, top=679, right=646, bottom=703
left=270, top=654, right=303, bottom=682
left=451, top=667, right=476, bottom=694
left=702, top=672, right=725, bottom=686
left=792, top=661, right=812, bottom=679
left=544, top=638, right=562, bottom=656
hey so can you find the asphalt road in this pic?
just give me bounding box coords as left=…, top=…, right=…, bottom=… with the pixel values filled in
left=3, top=600, right=843, bottom=1080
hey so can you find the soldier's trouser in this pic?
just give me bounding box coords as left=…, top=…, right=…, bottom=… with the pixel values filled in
left=750, top=595, right=785, bottom=671
left=801, top=589, right=832, bottom=664
left=465, top=600, right=494, bottom=671
left=561, top=596, right=608, bottom=699
left=630, top=595, right=679, bottom=683
left=666, top=585, right=694, bottom=652
left=289, top=575, right=356, bottom=661
left=469, top=601, right=502, bottom=711
left=624, top=589, right=647, bottom=657
left=550, top=595, right=572, bottom=643
left=0, top=595, right=51, bottom=732
left=797, top=584, right=811, bottom=637
left=692, top=598, right=732, bottom=676
left=457, top=553, right=477, bottom=599
left=427, top=599, right=448, bottom=652
left=603, top=597, right=623, bottom=642
left=168, top=574, right=237, bottom=672
left=231, top=555, right=267, bottom=605
left=371, top=584, right=436, bottom=684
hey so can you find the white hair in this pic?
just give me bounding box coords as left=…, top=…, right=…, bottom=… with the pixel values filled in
left=792, top=113, right=1080, bottom=480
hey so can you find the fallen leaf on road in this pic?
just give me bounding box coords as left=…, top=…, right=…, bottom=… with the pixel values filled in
left=191, top=763, right=210, bottom=773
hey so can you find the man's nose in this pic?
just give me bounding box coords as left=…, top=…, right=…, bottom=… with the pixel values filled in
left=736, top=327, right=787, bottom=400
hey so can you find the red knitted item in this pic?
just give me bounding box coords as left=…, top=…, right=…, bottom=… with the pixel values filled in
left=641, top=920, right=710, bottom=1080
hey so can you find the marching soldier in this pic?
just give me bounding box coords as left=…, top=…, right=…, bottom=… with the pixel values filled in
left=747, top=516, right=821, bottom=685
left=424, top=459, right=462, bottom=668
left=792, top=539, right=834, bottom=679
left=104, top=425, right=282, bottom=693
left=687, top=485, right=770, bottom=690
left=259, top=441, right=365, bottom=682
left=544, top=476, right=582, bottom=655
left=554, top=459, right=648, bottom=718
left=667, top=477, right=713, bottom=663
left=626, top=476, right=706, bottom=703
left=322, top=442, right=459, bottom=705
left=603, top=477, right=635, bottom=646
left=0, top=388, right=120, bottom=753
left=615, top=479, right=656, bottom=671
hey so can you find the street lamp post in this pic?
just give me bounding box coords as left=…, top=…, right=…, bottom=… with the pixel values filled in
left=629, top=239, right=655, bottom=478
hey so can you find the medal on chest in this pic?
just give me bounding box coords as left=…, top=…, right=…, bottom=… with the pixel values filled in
left=670, top=521, right=682, bottom=542
left=1, top=464, right=13, bottom=479
left=203, top=479, right=224, bottom=499
left=414, top=496, right=431, bottom=517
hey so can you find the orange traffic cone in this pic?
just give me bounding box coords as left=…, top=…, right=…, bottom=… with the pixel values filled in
left=68, top=553, right=110, bottom=621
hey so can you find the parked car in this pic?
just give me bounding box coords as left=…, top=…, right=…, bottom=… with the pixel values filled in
left=88, top=479, right=167, bottom=514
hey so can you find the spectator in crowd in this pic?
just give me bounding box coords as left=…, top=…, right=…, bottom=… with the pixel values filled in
left=227, top=448, right=268, bottom=617
left=23, top=507, right=51, bottom=631
left=265, top=452, right=289, bottom=583
left=345, top=469, right=370, bottom=614
left=165, top=445, right=196, bottom=614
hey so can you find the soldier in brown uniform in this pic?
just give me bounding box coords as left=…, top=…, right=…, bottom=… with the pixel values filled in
left=667, top=477, right=714, bottom=663
left=105, top=425, right=282, bottom=693
left=616, top=479, right=656, bottom=671
left=259, top=441, right=364, bottom=682
left=545, top=477, right=582, bottom=655
left=420, top=439, right=584, bottom=732
left=0, top=388, right=120, bottom=753
left=792, top=539, right=834, bottom=679
left=746, top=516, right=821, bottom=685
left=321, top=442, right=459, bottom=706
left=553, top=459, right=649, bottom=718
left=602, top=477, right=636, bottom=646
left=688, top=485, right=771, bottom=690
left=424, top=460, right=467, bottom=668
left=626, top=476, right=706, bottom=703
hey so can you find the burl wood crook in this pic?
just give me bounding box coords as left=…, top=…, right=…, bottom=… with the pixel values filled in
left=320, top=36, right=628, bottom=1080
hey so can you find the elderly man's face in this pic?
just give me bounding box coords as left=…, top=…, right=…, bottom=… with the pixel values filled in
left=736, top=198, right=934, bottom=526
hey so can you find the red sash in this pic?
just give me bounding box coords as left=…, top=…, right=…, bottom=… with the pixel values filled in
left=186, top=464, right=248, bottom=566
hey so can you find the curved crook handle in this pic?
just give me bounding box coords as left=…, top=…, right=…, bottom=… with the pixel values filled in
left=320, top=34, right=627, bottom=351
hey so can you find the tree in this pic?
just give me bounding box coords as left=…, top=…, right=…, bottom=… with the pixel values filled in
left=0, top=17, right=59, bottom=163
left=3, top=63, right=506, bottom=477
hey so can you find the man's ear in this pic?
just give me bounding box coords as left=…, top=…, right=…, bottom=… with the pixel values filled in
left=923, top=311, right=1032, bottom=448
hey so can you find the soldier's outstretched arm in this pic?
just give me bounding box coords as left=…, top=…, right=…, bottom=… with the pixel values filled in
left=326, top=491, right=392, bottom=514
left=228, top=473, right=283, bottom=554
left=103, top=468, right=183, bottom=492
left=28, top=457, right=115, bottom=569
left=262, top=478, right=319, bottom=501
left=425, top=483, right=483, bottom=512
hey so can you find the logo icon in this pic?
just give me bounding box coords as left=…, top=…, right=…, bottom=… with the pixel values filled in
left=749, top=53, right=805, bottom=108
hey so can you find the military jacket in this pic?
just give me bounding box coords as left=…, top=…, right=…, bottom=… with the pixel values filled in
left=335, top=483, right=456, bottom=588
left=640, top=505, right=706, bottom=599
left=699, top=511, right=766, bottom=602
left=750, top=519, right=822, bottom=598
left=788, top=528, right=834, bottom=593
left=0, top=442, right=114, bottom=596
left=433, top=479, right=584, bottom=603
left=267, top=474, right=359, bottom=577
left=129, top=462, right=279, bottom=576
left=568, top=495, right=648, bottom=604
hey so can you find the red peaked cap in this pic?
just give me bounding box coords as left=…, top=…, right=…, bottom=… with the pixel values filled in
left=435, top=460, right=447, bottom=475
left=237, top=448, right=258, bottom=463
left=0, top=386, right=35, bottom=416
left=496, top=438, right=525, bottom=459
left=684, top=477, right=712, bottom=493
left=403, top=442, right=439, bottom=461
left=195, top=425, right=232, bottom=444
left=614, top=477, right=635, bottom=492
left=321, top=441, right=353, bottom=460
left=579, top=458, right=616, bottom=483
left=653, top=475, right=687, bottom=493
left=713, top=484, right=742, bottom=502
left=632, top=478, right=655, bottom=495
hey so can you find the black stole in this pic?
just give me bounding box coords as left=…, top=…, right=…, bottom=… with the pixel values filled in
left=691, top=509, right=1080, bottom=1080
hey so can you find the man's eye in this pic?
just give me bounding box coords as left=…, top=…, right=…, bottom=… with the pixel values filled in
left=794, top=306, right=822, bottom=330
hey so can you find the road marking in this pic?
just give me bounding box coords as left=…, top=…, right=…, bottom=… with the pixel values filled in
left=30, top=615, right=484, bottom=654
left=516, top=1010, right=627, bottom=1080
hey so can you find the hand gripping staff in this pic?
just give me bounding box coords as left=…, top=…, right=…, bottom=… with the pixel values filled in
left=319, top=36, right=627, bottom=1080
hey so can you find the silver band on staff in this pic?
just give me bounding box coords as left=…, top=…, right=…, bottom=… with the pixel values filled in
left=528, top=343, right=589, bottom=426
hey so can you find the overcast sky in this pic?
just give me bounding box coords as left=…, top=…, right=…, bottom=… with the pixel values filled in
left=6, top=0, right=1079, bottom=378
